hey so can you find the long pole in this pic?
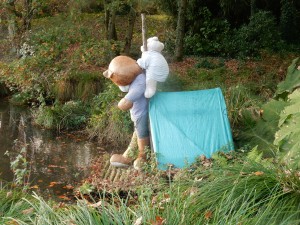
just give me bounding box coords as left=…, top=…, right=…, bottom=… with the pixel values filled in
left=141, top=13, right=147, bottom=51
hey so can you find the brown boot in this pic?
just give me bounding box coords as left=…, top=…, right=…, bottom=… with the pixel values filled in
left=133, top=137, right=150, bottom=171
left=110, top=132, right=138, bottom=168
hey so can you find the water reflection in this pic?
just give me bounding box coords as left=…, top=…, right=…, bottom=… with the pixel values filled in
left=0, top=99, right=103, bottom=197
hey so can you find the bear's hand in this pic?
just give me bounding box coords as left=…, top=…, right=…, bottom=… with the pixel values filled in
left=118, top=98, right=133, bottom=111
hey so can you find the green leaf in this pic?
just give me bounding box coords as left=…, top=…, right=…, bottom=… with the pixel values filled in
left=274, top=89, right=300, bottom=167
left=247, top=146, right=263, bottom=163
left=241, top=99, right=288, bottom=156
left=276, top=57, right=300, bottom=99
left=278, top=90, right=300, bottom=126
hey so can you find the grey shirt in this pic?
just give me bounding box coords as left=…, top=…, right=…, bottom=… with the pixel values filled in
left=124, top=73, right=148, bottom=122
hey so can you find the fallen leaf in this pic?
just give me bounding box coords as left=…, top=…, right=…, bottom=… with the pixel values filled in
left=6, top=220, right=19, bottom=225
left=63, top=184, right=74, bottom=190
left=151, top=216, right=166, bottom=225
left=163, top=193, right=170, bottom=198
left=6, top=191, right=12, bottom=198
left=48, top=165, right=59, bottom=168
left=152, top=195, right=158, bottom=205
left=133, top=216, right=143, bottom=225
left=204, top=210, right=213, bottom=220
left=37, top=180, right=43, bottom=183
left=53, top=202, right=65, bottom=209
left=254, top=171, right=264, bottom=176
left=48, top=165, right=65, bottom=169
left=66, top=220, right=77, bottom=225
left=194, top=177, right=204, bottom=182
left=188, top=187, right=199, bottom=196
left=30, top=185, right=39, bottom=189
left=48, top=181, right=58, bottom=187
left=90, top=201, right=102, bottom=208
left=22, top=208, right=34, bottom=215
left=58, top=195, right=71, bottom=201
left=225, top=154, right=233, bottom=160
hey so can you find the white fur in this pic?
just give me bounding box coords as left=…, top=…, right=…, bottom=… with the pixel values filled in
left=137, top=36, right=169, bottom=98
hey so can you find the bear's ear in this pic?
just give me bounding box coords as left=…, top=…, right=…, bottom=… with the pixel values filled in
left=103, top=69, right=113, bottom=78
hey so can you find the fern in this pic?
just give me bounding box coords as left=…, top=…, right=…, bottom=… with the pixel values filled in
left=247, top=146, right=263, bottom=163
left=274, top=89, right=300, bottom=168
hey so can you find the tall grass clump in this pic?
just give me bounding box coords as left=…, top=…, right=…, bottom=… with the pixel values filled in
left=54, top=71, right=104, bottom=102
left=87, top=82, right=132, bottom=147
left=0, top=184, right=35, bottom=224
left=130, top=158, right=300, bottom=225
left=225, top=85, right=263, bottom=134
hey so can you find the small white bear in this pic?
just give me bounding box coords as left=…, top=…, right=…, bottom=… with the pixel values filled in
left=137, top=36, right=169, bottom=98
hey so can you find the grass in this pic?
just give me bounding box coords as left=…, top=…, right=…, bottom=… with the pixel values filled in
left=2, top=155, right=300, bottom=224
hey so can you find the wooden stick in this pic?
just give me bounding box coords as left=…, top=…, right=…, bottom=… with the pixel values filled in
left=141, top=13, right=147, bottom=51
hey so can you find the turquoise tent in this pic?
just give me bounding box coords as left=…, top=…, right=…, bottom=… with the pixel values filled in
left=149, top=88, right=234, bottom=170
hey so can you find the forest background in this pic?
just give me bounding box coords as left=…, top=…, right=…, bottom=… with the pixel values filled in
left=0, top=0, right=300, bottom=224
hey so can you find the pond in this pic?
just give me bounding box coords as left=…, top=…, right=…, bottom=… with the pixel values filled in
left=0, top=98, right=107, bottom=200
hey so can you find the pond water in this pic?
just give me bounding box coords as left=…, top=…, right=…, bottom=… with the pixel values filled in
left=0, top=98, right=107, bottom=199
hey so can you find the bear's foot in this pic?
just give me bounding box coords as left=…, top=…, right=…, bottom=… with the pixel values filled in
left=133, top=154, right=147, bottom=171
left=110, top=154, right=133, bottom=168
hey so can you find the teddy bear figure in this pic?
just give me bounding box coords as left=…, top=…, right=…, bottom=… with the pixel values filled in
left=103, top=55, right=150, bottom=171
left=137, top=36, right=169, bottom=98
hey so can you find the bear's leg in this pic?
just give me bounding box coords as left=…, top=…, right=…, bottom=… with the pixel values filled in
left=110, top=132, right=138, bottom=167
left=145, top=78, right=157, bottom=98
left=133, top=137, right=150, bottom=171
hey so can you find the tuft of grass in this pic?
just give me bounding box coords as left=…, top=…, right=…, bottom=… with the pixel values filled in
left=33, top=100, right=90, bottom=131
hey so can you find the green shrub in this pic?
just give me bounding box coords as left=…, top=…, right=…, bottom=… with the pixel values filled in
left=224, top=11, right=281, bottom=58
left=9, top=91, right=36, bottom=105
left=33, top=100, right=90, bottom=130
left=184, top=7, right=230, bottom=56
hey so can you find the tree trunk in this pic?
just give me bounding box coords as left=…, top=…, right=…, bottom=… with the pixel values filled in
left=250, top=0, right=257, bottom=17
left=175, top=0, right=187, bottom=62
left=22, top=0, right=33, bottom=31
left=280, top=0, right=299, bottom=43
left=124, top=9, right=137, bottom=55
left=104, top=0, right=110, bottom=38
left=108, top=7, right=117, bottom=40
left=5, top=0, right=20, bottom=54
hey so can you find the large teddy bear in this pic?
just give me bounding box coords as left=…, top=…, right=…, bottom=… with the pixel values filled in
left=103, top=56, right=150, bottom=171
left=137, top=36, right=169, bottom=98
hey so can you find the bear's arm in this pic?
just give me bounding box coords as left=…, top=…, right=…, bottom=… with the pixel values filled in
left=137, top=52, right=150, bottom=69
left=118, top=98, right=133, bottom=111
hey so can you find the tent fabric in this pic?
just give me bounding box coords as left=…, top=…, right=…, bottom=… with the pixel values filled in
left=149, top=88, right=234, bottom=170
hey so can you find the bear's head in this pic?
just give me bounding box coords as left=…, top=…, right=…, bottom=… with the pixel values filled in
left=103, top=56, right=142, bottom=86
left=147, top=36, right=164, bottom=53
